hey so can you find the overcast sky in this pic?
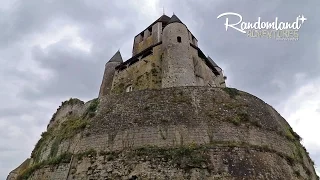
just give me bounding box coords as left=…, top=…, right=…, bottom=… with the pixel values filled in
left=1, top=0, right=320, bottom=178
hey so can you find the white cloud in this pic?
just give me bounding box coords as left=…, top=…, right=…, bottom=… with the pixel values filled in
left=1, top=0, right=319, bottom=179
left=277, top=77, right=320, bottom=171
left=32, top=24, right=92, bottom=53
left=129, top=0, right=162, bottom=20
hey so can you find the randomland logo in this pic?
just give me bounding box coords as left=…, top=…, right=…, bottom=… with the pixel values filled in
left=217, top=12, right=307, bottom=41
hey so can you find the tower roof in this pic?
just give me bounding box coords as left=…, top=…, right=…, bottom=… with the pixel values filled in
left=168, top=14, right=183, bottom=24
left=156, top=14, right=171, bottom=23
left=134, top=15, right=170, bottom=39
left=109, top=50, right=123, bottom=63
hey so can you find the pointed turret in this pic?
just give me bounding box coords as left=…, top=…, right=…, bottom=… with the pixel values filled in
left=109, top=50, right=123, bottom=63
left=156, top=14, right=171, bottom=23
left=99, top=51, right=123, bottom=97
left=168, top=14, right=183, bottom=25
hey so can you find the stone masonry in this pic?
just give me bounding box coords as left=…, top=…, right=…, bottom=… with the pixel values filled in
left=7, top=87, right=319, bottom=180
left=7, top=13, right=318, bottom=180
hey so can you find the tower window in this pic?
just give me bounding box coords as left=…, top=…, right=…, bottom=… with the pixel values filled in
left=126, top=85, right=133, bottom=92
left=177, top=36, right=182, bottom=43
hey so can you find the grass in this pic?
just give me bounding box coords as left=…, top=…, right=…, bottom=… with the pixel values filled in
left=99, top=151, right=119, bottom=161
left=130, top=145, right=210, bottom=170
left=31, top=128, right=54, bottom=162
left=49, top=139, right=60, bottom=158
left=77, top=149, right=97, bottom=161
left=33, top=97, right=87, bottom=162
left=31, top=116, right=88, bottom=163
left=49, top=98, right=84, bottom=123
left=228, top=112, right=250, bottom=126
left=62, top=98, right=84, bottom=106
left=17, top=152, right=73, bottom=180
left=59, top=117, right=88, bottom=140
left=83, top=98, right=99, bottom=118
left=113, top=83, right=125, bottom=94
left=283, top=127, right=301, bottom=142
left=128, top=141, right=313, bottom=174
left=223, top=88, right=240, bottom=99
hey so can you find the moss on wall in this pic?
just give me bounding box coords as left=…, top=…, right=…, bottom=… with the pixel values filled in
left=134, top=35, right=154, bottom=55
left=31, top=116, right=88, bottom=163
left=17, top=152, right=72, bottom=180
left=31, top=99, right=98, bottom=164
left=10, top=87, right=319, bottom=180
left=112, top=46, right=162, bottom=94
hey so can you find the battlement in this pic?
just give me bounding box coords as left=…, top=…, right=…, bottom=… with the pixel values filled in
left=132, top=15, right=199, bottom=56
left=99, top=14, right=226, bottom=97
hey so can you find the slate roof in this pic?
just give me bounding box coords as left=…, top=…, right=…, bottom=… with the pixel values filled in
left=156, top=14, right=171, bottom=23
left=109, top=50, right=123, bottom=63
left=134, top=15, right=170, bottom=38
left=168, top=14, right=183, bottom=24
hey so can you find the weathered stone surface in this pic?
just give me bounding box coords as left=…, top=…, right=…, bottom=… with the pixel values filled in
left=7, top=87, right=318, bottom=180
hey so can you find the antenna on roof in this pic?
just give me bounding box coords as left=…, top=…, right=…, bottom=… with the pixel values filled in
left=163, top=7, right=165, bottom=15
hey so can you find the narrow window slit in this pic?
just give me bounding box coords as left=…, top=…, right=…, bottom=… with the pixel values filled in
left=177, top=36, right=182, bottom=43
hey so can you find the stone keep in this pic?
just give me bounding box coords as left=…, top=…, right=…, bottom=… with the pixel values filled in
left=7, top=14, right=318, bottom=180
left=99, top=14, right=226, bottom=97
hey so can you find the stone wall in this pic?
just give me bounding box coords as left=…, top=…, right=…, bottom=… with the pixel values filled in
left=6, top=159, right=31, bottom=180
left=47, top=99, right=85, bottom=130
left=8, top=87, right=318, bottom=179
left=162, top=23, right=197, bottom=88
left=28, top=164, right=70, bottom=180
left=191, top=48, right=218, bottom=87
left=64, top=146, right=310, bottom=180
left=133, top=22, right=162, bottom=56
left=111, top=45, right=162, bottom=94
left=87, top=87, right=316, bottom=179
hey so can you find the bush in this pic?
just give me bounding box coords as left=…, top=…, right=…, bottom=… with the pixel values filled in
left=83, top=98, right=99, bottom=118
left=59, top=117, right=88, bottom=140
left=223, top=88, right=240, bottom=99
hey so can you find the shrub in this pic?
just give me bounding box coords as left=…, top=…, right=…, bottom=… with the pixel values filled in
left=83, top=98, right=99, bottom=118
left=59, top=117, right=88, bottom=140
left=228, top=113, right=249, bottom=126
left=223, top=88, right=240, bottom=99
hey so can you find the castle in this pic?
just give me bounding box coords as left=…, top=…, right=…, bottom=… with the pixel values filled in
left=99, top=14, right=226, bottom=96
left=7, top=14, right=318, bottom=180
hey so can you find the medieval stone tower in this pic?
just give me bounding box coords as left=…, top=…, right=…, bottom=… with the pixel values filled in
left=7, top=14, right=318, bottom=180
left=99, top=14, right=226, bottom=97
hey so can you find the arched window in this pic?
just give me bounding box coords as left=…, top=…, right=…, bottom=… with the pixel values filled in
left=177, top=36, right=182, bottom=43
left=126, top=85, right=133, bottom=92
